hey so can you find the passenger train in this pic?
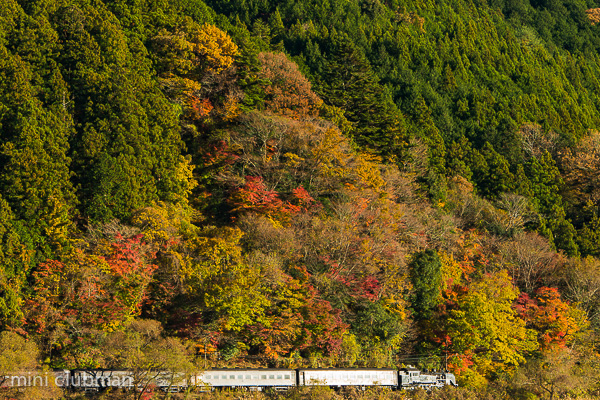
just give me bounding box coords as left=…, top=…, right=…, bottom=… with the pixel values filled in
left=190, top=367, right=457, bottom=390
left=3, top=367, right=456, bottom=392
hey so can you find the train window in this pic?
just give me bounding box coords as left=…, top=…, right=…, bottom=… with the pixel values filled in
left=277, top=375, right=282, bottom=379
left=269, top=375, right=274, bottom=379
left=284, top=375, right=290, bottom=380
left=366, top=374, right=370, bottom=378
left=261, top=375, right=267, bottom=380
left=253, top=375, right=258, bottom=380
left=238, top=375, right=243, bottom=380
left=358, top=375, right=363, bottom=379
left=222, top=375, right=227, bottom=380
left=206, top=375, right=211, bottom=379
left=245, top=375, right=251, bottom=379
left=229, top=375, right=235, bottom=380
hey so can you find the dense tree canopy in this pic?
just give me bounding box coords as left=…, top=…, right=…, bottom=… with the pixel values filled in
left=4, top=0, right=600, bottom=397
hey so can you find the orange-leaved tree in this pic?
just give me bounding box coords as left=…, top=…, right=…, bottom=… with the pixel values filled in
left=516, top=287, right=586, bottom=352
left=258, top=52, right=323, bottom=118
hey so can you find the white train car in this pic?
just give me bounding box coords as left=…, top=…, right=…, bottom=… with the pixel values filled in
left=298, top=368, right=398, bottom=388
left=192, top=368, right=296, bottom=390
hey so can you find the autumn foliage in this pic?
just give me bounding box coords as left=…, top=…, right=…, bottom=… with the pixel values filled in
left=229, top=176, right=314, bottom=223
left=516, top=287, right=582, bottom=351
left=4, top=1, right=600, bottom=398
left=258, top=52, right=323, bottom=118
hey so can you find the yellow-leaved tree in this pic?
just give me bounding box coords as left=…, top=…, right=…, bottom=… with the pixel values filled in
left=133, top=203, right=268, bottom=351
left=192, top=23, right=238, bottom=74
left=152, top=21, right=241, bottom=130
left=444, top=270, right=538, bottom=388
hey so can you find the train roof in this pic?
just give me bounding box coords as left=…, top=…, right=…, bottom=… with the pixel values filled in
left=199, top=368, right=295, bottom=371
left=298, top=368, right=397, bottom=371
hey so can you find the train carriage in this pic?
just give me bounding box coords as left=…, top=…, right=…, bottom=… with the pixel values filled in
left=192, top=368, right=296, bottom=391
left=298, top=368, right=398, bottom=388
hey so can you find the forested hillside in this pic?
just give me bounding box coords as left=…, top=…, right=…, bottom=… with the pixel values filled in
left=3, top=0, right=600, bottom=398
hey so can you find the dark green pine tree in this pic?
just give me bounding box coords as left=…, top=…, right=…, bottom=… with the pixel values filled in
left=446, top=136, right=473, bottom=181
left=577, top=210, right=600, bottom=257
left=411, top=94, right=446, bottom=176
left=409, top=249, right=442, bottom=320
left=546, top=205, right=579, bottom=257
left=318, top=34, right=407, bottom=162
left=443, top=63, right=458, bottom=91
left=268, top=8, right=285, bottom=42
left=526, top=151, right=563, bottom=216
left=229, top=20, right=268, bottom=112
left=523, top=151, right=579, bottom=256
left=513, top=164, right=534, bottom=199
left=469, top=142, right=514, bottom=199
